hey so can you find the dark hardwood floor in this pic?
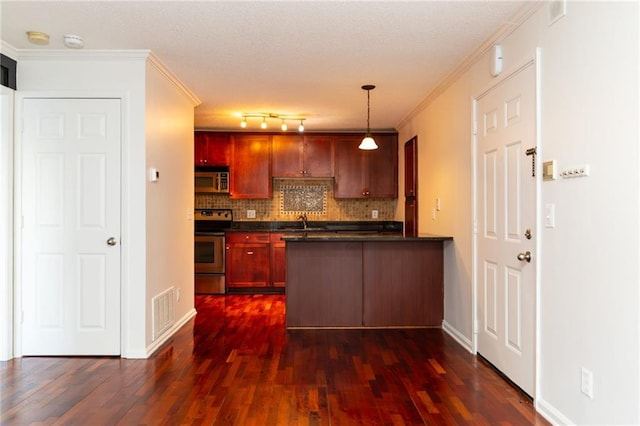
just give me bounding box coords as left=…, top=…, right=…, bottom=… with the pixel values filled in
left=1, top=295, right=549, bottom=425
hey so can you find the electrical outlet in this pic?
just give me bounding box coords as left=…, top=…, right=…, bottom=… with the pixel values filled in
left=436, top=198, right=441, bottom=211
left=431, top=208, right=436, bottom=220
left=371, top=210, right=378, bottom=219
left=247, top=209, right=256, bottom=219
left=581, top=367, right=594, bottom=399
left=176, top=288, right=181, bottom=301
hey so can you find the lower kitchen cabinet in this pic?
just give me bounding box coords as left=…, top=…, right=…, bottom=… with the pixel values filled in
left=225, top=232, right=287, bottom=291
left=362, top=241, right=443, bottom=326
left=285, top=239, right=444, bottom=327
left=225, top=232, right=270, bottom=288
left=286, top=242, right=363, bottom=327
left=270, top=233, right=286, bottom=288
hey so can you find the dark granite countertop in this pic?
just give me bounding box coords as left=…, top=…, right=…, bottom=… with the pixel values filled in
left=228, top=220, right=403, bottom=234
left=281, top=233, right=453, bottom=242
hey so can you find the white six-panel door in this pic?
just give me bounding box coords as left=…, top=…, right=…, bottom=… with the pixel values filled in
left=476, top=64, right=536, bottom=396
left=21, top=98, right=121, bottom=355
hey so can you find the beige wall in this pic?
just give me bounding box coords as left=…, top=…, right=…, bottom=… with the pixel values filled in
left=144, top=58, right=198, bottom=351
left=396, top=2, right=639, bottom=424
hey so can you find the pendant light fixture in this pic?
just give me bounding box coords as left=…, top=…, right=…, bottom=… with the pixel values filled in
left=359, top=84, right=378, bottom=150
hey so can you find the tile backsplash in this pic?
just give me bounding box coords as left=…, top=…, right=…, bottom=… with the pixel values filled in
left=195, top=178, right=397, bottom=221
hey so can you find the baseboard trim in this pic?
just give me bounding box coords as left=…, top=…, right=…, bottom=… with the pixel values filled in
left=535, top=397, right=573, bottom=426
left=442, top=320, right=474, bottom=353
left=132, top=308, right=197, bottom=359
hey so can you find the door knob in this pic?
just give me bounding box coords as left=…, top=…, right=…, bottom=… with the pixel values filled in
left=106, top=237, right=117, bottom=246
left=517, top=251, right=532, bottom=262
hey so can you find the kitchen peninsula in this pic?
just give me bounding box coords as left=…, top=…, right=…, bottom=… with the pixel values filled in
left=284, top=233, right=452, bottom=329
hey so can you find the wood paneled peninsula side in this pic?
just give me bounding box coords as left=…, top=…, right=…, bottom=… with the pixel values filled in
left=284, top=234, right=452, bottom=329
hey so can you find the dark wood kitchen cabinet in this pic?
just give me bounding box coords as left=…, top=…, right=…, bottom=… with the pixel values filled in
left=404, top=137, right=417, bottom=197
left=270, top=233, right=286, bottom=288
left=286, top=241, right=363, bottom=327
left=194, top=132, right=230, bottom=167
left=285, top=238, right=446, bottom=328
left=272, top=134, right=334, bottom=178
left=229, top=134, right=272, bottom=199
left=334, top=133, right=398, bottom=198
left=225, top=232, right=270, bottom=288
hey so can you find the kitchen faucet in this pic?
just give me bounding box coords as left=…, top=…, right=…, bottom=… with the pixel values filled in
left=296, top=213, right=308, bottom=229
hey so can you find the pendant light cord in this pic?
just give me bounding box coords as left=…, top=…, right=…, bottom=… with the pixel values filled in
left=366, top=89, right=371, bottom=135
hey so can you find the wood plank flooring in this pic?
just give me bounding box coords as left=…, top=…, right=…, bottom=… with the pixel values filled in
left=1, top=295, right=549, bottom=425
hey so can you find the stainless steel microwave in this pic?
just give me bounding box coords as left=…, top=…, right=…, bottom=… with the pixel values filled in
left=195, top=170, right=229, bottom=193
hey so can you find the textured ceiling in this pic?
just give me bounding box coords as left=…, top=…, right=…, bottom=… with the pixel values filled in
left=0, top=1, right=533, bottom=131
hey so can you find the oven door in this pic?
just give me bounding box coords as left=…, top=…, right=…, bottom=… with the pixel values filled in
left=195, top=234, right=225, bottom=274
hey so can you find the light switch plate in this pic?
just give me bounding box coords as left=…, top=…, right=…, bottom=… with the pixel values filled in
left=247, top=209, right=256, bottom=219
left=545, top=203, right=555, bottom=228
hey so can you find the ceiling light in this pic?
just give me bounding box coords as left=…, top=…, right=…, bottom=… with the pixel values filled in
left=359, top=84, right=378, bottom=150
left=63, top=34, right=84, bottom=49
left=26, top=31, right=50, bottom=45
left=239, top=113, right=306, bottom=132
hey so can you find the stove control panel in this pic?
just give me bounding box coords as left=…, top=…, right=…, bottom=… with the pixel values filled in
left=194, top=209, right=233, bottom=222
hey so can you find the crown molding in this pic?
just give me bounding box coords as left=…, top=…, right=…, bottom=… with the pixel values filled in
left=2, top=46, right=200, bottom=106
left=0, top=41, right=18, bottom=60
left=147, top=52, right=201, bottom=107
left=396, top=1, right=543, bottom=129
left=13, top=48, right=151, bottom=62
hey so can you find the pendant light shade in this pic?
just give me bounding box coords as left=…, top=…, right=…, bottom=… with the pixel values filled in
left=359, top=135, right=377, bottom=150
left=359, top=84, right=378, bottom=150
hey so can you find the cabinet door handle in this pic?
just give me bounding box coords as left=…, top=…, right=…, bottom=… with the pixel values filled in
left=247, top=251, right=254, bottom=255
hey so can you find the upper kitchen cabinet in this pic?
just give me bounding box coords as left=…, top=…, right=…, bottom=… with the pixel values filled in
left=229, top=134, right=272, bottom=199
left=334, top=133, right=398, bottom=198
left=194, top=132, right=230, bottom=167
left=272, top=134, right=335, bottom=178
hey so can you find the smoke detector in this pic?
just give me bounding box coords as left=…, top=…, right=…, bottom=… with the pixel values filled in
left=63, top=34, right=84, bottom=49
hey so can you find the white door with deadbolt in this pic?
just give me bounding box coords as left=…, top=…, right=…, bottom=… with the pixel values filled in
left=21, top=98, right=121, bottom=355
left=476, top=63, right=536, bottom=396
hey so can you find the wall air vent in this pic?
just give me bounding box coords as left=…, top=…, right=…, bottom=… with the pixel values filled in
left=152, top=287, right=175, bottom=341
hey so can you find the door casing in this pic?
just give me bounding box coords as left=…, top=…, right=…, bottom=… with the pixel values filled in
left=12, top=93, right=127, bottom=358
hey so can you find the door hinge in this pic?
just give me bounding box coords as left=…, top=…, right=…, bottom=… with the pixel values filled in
left=474, top=318, right=479, bottom=334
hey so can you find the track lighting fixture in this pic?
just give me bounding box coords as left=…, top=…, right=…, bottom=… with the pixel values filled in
left=239, top=113, right=306, bottom=132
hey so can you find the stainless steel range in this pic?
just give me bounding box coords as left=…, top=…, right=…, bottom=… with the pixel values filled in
left=194, top=208, right=233, bottom=294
